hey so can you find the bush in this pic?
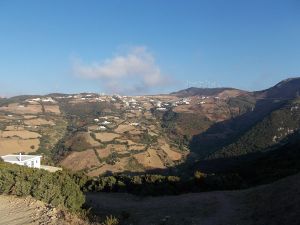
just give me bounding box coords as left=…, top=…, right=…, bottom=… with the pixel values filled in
left=0, top=162, right=85, bottom=211
left=102, top=215, right=119, bottom=225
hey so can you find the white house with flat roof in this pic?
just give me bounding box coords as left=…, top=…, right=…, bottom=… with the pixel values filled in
left=1, top=153, right=42, bottom=168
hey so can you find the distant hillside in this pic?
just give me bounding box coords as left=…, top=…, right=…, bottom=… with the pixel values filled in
left=209, top=99, right=300, bottom=159
left=171, top=87, right=242, bottom=97
left=255, top=77, right=300, bottom=99
left=187, top=78, right=300, bottom=159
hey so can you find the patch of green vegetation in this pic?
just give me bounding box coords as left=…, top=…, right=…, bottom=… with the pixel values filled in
left=227, top=95, right=256, bottom=115
left=139, top=131, right=158, bottom=145
left=0, top=162, right=85, bottom=211
left=105, top=152, right=119, bottom=165
left=93, top=148, right=104, bottom=163
left=210, top=102, right=300, bottom=159
left=125, top=157, right=144, bottom=171
left=74, top=171, right=243, bottom=196
left=160, top=110, right=213, bottom=149
left=59, top=101, right=116, bottom=119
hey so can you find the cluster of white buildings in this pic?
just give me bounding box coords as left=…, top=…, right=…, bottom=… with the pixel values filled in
left=26, top=97, right=56, bottom=103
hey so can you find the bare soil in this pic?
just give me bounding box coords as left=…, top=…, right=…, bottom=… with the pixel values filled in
left=87, top=158, right=129, bottom=176
left=60, top=149, right=100, bottom=171
left=133, top=148, right=165, bottom=169
left=24, top=118, right=55, bottom=126
left=0, top=103, right=42, bottom=114
left=0, top=130, right=41, bottom=139
left=94, top=132, right=120, bottom=142
left=114, top=124, right=135, bottom=133
left=0, top=138, right=40, bottom=155
left=0, top=195, right=90, bottom=225
left=44, top=105, right=61, bottom=114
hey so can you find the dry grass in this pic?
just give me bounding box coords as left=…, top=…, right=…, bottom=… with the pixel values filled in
left=4, top=125, right=25, bottom=131
left=94, top=132, right=120, bottom=142
left=114, top=124, right=135, bottom=133
left=0, top=130, right=41, bottom=139
left=133, top=148, right=165, bottom=169
left=173, top=105, right=194, bottom=113
left=160, top=143, right=182, bottom=161
left=114, top=139, right=128, bottom=144
left=23, top=115, right=37, bottom=119
left=108, top=144, right=127, bottom=152
left=24, top=118, right=55, bottom=126
left=217, top=89, right=243, bottom=99
left=0, top=103, right=42, bottom=114
left=0, top=138, right=40, bottom=155
left=128, top=144, right=146, bottom=151
left=129, top=130, right=144, bottom=135
left=82, top=132, right=101, bottom=146
left=87, top=158, right=129, bottom=176
left=96, top=147, right=112, bottom=158
left=60, top=149, right=100, bottom=171
left=44, top=105, right=61, bottom=114
left=96, top=144, right=127, bottom=158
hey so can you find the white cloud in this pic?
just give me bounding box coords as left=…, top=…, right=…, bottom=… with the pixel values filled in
left=72, top=46, right=170, bottom=94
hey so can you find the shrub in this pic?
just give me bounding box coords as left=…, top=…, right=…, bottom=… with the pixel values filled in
left=102, top=215, right=119, bottom=225
left=0, top=162, right=85, bottom=211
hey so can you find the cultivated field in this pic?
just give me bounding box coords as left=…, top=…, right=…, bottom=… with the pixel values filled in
left=134, top=148, right=165, bottom=169
left=60, top=149, right=100, bottom=171
left=94, top=132, right=120, bottom=142
left=24, top=118, right=55, bottom=126
left=87, top=157, right=129, bottom=176
left=44, top=105, right=61, bottom=114
left=0, top=138, right=40, bottom=155
left=114, top=124, right=135, bottom=133
left=0, top=130, right=41, bottom=139
left=0, top=103, right=42, bottom=114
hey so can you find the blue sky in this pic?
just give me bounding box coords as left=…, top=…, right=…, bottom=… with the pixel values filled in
left=0, top=0, right=300, bottom=96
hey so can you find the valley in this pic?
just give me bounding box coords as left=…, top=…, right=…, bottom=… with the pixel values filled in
left=1, top=78, right=300, bottom=178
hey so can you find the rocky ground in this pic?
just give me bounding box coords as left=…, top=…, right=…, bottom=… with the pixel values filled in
left=0, top=195, right=89, bottom=225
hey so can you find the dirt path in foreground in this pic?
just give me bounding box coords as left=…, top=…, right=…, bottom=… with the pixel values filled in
left=0, top=195, right=89, bottom=225
left=0, top=195, right=59, bottom=225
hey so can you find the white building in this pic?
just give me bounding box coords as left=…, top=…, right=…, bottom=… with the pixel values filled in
left=157, top=107, right=167, bottom=111
left=101, top=120, right=111, bottom=125
left=1, top=154, right=42, bottom=168
left=97, top=126, right=107, bottom=131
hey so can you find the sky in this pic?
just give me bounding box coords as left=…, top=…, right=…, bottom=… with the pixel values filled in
left=0, top=0, right=300, bottom=96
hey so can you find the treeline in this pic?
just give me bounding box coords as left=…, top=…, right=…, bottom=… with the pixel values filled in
left=73, top=172, right=244, bottom=196
left=0, top=162, right=85, bottom=211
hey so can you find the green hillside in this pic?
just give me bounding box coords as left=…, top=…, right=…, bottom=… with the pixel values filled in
left=210, top=100, right=300, bottom=159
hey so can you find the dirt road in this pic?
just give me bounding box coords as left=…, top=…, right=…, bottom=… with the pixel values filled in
left=0, top=195, right=58, bottom=225
left=0, top=195, right=88, bottom=225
